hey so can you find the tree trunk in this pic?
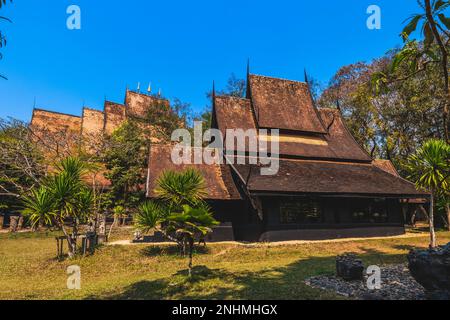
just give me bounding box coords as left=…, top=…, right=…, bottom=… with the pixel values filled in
left=411, top=208, right=418, bottom=227
left=429, top=193, right=437, bottom=248
left=60, top=223, right=77, bottom=258
left=447, top=202, right=450, bottom=232
left=425, top=0, right=450, bottom=142
left=188, top=237, right=194, bottom=277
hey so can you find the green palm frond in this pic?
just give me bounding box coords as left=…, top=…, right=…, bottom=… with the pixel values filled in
left=166, top=205, right=219, bottom=238
left=155, top=169, right=207, bottom=207
left=21, top=187, right=56, bottom=227
left=134, top=201, right=167, bottom=233
left=406, top=139, right=450, bottom=193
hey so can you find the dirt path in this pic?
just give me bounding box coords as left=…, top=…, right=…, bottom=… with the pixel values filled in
left=107, top=232, right=429, bottom=247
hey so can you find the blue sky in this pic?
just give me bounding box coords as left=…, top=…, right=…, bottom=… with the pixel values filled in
left=0, top=0, right=424, bottom=121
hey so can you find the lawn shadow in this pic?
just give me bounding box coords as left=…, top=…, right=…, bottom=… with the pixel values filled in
left=85, top=241, right=415, bottom=300
left=140, top=244, right=210, bottom=257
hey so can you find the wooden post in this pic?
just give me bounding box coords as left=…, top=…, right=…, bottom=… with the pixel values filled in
left=56, top=238, right=59, bottom=259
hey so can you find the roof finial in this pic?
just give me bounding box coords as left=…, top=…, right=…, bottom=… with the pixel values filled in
left=158, top=88, right=161, bottom=97
left=147, top=82, right=152, bottom=94
left=304, top=69, right=309, bottom=84
left=247, top=58, right=250, bottom=77
left=212, top=80, right=216, bottom=100
left=137, top=82, right=141, bottom=93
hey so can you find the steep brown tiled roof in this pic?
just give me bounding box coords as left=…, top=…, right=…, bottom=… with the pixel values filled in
left=372, top=159, right=400, bottom=177
left=125, top=90, right=170, bottom=119
left=31, top=109, right=81, bottom=134
left=248, top=74, right=327, bottom=133
left=81, top=107, right=104, bottom=137
left=213, top=96, right=371, bottom=162
left=103, top=101, right=126, bottom=135
left=147, top=144, right=241, bottom=200
left=318, top=108, right=372, bottom=161
left=229, top=158, right=427, bottom=197
left=214, top=96, right=256, bottom=134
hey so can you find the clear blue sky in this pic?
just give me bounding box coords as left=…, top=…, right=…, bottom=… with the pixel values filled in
left=0, top=0, right=424, bottom=121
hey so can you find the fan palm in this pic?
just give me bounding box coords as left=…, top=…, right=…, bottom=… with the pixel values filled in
left=21, top=186, right=55, bottom=228
left=155, top=169, right=207, bottom=209
left=22, top=157, right=94, bottom=257
left=406, top=139, right=450, bottom=247
left=166, top=205, right=219, bottom=276
left=134, top=201, right=167, bottom=233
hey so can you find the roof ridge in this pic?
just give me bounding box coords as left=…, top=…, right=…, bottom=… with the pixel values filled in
left=249, top=73, right=308, bottom=85
left=82, top=106, right=104, bottom=113
left=33, top=108, right=81, bottom=119
left=214, top=94, right=250, bottom=102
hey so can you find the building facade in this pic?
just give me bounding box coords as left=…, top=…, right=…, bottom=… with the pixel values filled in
left=148, top=73, right=429, bottom=241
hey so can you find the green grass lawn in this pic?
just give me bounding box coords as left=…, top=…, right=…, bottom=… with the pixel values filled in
left=1, top=229, right=449, bottom=300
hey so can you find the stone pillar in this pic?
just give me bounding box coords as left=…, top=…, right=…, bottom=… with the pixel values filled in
left=98, top=214, right=106, bottom=236
left=9, top=216, right=19, bottom=233
left=0, top=215, right=4, bottom=229
left=17, top=216, right=24, bottom=230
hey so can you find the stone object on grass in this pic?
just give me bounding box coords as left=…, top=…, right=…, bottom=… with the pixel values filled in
left=336, top=254, right=364, bottom=281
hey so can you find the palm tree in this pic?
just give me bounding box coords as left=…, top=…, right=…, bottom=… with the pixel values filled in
left=155, top=169, right=207, bottom=211
left=22, top=157, right=94, bottom=257
left=134, top=201, right=167, bottom=233
left=166, top=205, right=219, bottom=276
left=401, top=0, right=450, bottom=141
left=135, top=169, right=217, bottom=275
left=406, top=139, right=450, bottom=247
left=21, top=186, right=56, bottom=228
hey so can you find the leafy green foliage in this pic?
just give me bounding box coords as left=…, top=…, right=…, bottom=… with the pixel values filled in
left=0, top=118, right=45, bottom=211
left=134, top=201, right=167, bottom=233
left=21, top=156, right=95, bottom=256
left=134, top=169, right=215, bottom=275
left=155, top=169, right=207, bottom=209
left=166, top=205, right=219, bottom=239
left=21, top=187, right=56, bottom=227
left=102, top=121, right=147, bottom=210
left=406, top=139, right=450, bottom=194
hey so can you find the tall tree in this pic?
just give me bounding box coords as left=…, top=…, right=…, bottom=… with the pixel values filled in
left=102, top=121, right=148, bottom=210
left=0, top=0, right=12, bottom=80
left=406, top=139, right=450, bottom=247
left=396, top=0, right=450, bottom=141
left=22, top=157, right=95, bottom=257
left=320, top=55, right=444, bottom=171
left=0, top=118, right=45, bottom=198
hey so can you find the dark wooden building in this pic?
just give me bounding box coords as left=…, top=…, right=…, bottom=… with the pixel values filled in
left=147, top=73, right=429, bottom=242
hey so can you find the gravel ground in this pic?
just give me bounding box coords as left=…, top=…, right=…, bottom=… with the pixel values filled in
left=305, top=264, right=426, bottom=300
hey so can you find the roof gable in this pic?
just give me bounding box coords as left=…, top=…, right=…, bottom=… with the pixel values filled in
left=248, top=74, right=327, bottom=133
left=147, top=144, right=241, bottom=200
